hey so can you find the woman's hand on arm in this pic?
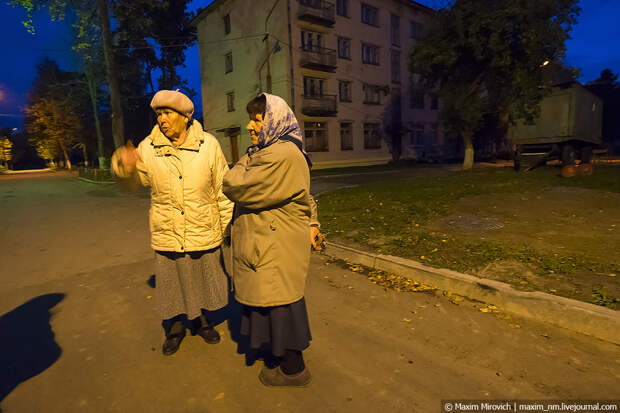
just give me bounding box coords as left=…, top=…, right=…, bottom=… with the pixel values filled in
left=112, top=141, right=142, bottom=177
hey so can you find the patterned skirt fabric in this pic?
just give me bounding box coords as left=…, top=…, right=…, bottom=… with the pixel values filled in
left=154, top=247, right=228, bottom=321
left=240, top=297, right=312, bottom=357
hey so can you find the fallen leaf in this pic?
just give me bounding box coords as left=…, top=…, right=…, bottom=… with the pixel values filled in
left=402, top=318, right=412, bottom=322
left=609, top=273, right=616, bottom=277
left=146, top=296, right=152, bottom=300
left=324, top=276, right=329, bottom=279
left=214, top=393, right=225, bottom=401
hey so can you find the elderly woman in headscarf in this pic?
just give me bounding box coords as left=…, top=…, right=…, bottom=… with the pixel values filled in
left=222, top=93, right=321, bottom=387
left=111, top=90, right=233, bottom=356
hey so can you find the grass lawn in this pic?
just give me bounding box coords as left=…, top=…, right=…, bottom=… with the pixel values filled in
left=317, top=165, right=620, bottom=309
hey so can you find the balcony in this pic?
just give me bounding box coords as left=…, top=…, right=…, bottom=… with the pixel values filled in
left=298, top=0, right=336, bottom=27
left=299, top=46, right=337, bottom=72
left=302, top=94, right=337, bottom=117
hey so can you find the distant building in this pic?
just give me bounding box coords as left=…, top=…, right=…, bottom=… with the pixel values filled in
left=193, top=0, right=453, bottom=168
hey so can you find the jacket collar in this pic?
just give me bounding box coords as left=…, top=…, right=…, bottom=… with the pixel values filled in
left=149, top=120, right=204, bottom=151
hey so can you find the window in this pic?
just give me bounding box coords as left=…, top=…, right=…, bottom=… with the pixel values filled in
left=338, top=37, right=351, bottom=59
left=226, top=92, right=235, bottom=112
left=391, top=50, right=400, bottom=83
left=305, top=122, right=329, bottom=152
left=303, top=76, right=324, bottom=97
left=410, top=20, right=423, bottom=39
left=361, top=3, right=379, bottom=26
left=430, top=94, right=439, bottom=110
left=362, top=43, right=379, bottom=65
left=363, top=84, right=381, bottom=104
left=410, top=89, right=425, bottom=109
left=340, top=122, right=353, bottom=150
left=301, top=30, right=322, bottom=52
left=225, top=52, right=233, bottom=73
left=337, top=0, right=348, bottom=17
left=429, top=123, right=438, bottom=142
left=339, top=81, right=352, bottom=102
left=364, top=123, right=381, bottom=149
left=410, top=122, right=425, bottom=145
left=223, top=14, right=231, bottom=35
left=391, top=14, right=400, bottom=46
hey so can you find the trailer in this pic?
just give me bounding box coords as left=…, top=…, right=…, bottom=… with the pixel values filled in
left=509, top=82, right=603, bottom=171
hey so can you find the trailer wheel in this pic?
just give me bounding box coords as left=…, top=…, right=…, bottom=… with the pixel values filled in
left=580, top=146, right=593, bottom=164
left=561, top=145, right=576, bottom=166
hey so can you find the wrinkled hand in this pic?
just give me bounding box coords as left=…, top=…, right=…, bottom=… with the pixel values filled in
left=117, top=140, right=141, bottom=173
left=310, top=226, right=325, bottom=251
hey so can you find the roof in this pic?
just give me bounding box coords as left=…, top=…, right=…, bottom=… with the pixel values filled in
left=191, top=0, right=227, bottom=27
left=191, top=0, right=436, bottom=27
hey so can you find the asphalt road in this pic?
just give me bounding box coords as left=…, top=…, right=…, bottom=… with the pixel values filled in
left=0, top=171, right=618, bottom=413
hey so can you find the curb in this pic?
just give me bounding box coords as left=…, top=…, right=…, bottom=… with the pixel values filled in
left=77, top=177, right=116, bottom=185
left=325, top=242, right=620, bottom=345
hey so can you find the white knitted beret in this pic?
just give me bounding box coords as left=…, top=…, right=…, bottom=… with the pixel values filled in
left=150, top=89, right=194, bottom=118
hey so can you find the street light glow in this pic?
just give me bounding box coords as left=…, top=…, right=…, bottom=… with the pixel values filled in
left=541, top=60, right=550, bottom=67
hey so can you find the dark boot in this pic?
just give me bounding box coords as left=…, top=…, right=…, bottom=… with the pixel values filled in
left=162, top=320, right=185, bottom=356
left=197, top=315, right=220, bottom=344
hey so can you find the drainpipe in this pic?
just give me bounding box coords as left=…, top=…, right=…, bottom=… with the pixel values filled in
left=287, top=0, right=295, bottom=112
left=264, top=0, right=281, bottom=93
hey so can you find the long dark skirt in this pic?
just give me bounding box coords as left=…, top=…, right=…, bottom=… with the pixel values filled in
left=155, top=247, right=228, bottom=321
left=240, top=297, right=312, bottom=358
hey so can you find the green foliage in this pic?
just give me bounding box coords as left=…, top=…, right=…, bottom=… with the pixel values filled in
left=0, top=137, right=13, bottom=167
left=24, top=59, right=88, bottom=165
left=410, top=0, right=581, bottom=156
left=113, top=0, right=197, bottom=92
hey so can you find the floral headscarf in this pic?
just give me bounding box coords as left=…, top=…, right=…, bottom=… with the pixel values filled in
left=247, top=93, right=311, bottom=169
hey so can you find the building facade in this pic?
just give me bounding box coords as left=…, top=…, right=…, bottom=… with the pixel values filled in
left=194, top=0, right=451, bottom=167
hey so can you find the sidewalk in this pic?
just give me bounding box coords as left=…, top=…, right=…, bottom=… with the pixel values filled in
left=1, top=174, right=618, bottom=412
left=325, top=242, right=620, bottom=345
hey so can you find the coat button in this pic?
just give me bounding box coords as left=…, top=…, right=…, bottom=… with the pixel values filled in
left=181, top=210, right=185, bottom=215
left=179, top=175, right=182, bottom=180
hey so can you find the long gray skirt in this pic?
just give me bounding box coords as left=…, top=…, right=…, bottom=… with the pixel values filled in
left=154, top=247, right=228, bottom=321
left=240, top=297, right=312, bottom=357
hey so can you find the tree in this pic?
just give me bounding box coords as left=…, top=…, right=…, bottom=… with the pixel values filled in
left=586, top=69, right=620, bottom=150
left=410, top=0, right=580, bottom=170
left=9, top=0, right=126, bottom=149
left=24, top=59, right=89, bottom=168
left=11, top=0, right=197, bottom=152
left=113, top=0, right=197, bottom=92
left=0, top=137, right=13, bottom=169
left=73, top=6, right=108, bottom=167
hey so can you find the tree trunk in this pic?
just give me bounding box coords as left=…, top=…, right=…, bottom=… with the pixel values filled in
left=85, top=66, right=106, bottom=167
left=97, top=0, right=124, bottom=149
left=462, top=130, right=474, bottom=170
left=391, top=132, right=402, bottom=162
left=58, top=140, right=72, bottom=170
left=82, top=144, right=89, bottom=167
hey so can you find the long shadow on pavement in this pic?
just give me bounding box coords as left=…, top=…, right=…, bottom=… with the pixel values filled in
left=0, top=293, right=65, bottom=407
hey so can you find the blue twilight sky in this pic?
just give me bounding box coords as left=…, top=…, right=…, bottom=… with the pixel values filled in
left=0, top=0, right=618, bottom=131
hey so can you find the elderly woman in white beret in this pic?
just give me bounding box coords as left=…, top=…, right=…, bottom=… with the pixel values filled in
left=111, top=90, right=233, bottom=356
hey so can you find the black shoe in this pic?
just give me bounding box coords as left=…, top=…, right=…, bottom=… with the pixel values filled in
left=162, top=332, right=185, bottom=356
left=198, top=326, right=220, bottom=344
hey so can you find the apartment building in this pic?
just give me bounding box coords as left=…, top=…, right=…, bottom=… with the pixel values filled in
left=193, top=0, right=451, bottom=167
